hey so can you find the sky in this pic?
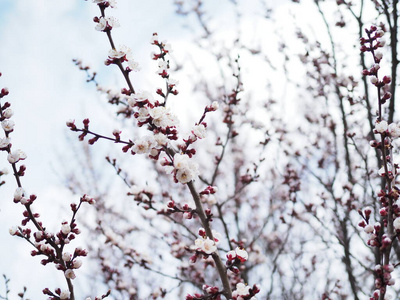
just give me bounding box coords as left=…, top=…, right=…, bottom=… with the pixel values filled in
left=0, top=0, right=340, bottom=298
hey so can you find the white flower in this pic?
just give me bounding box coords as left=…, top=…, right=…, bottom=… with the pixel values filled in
left=61, top=223, right=71, bottom=235
left=149, top=107, right=178, bottom=128
left=109, top=45, right=131, bottom=60
left=14, top=187, right=25, bottom=201
left=20, top=197, right=28, bottom=205
left=212, top=230, right=222, bottom=244
left=173, top=154, right=199, bottom=183
left=376, top=30, right=385, bottom=37
left=175, top=169, right=194, bottom=184
left=168, top=78, right=179, bottom=86
left=62, top=252, right=72, bottom=261
left=133, top=91, right=154, bottom=104
left=194, top=237, right=217, bottom=254
left=375, top=120, right=388, bottom=133
left=211, top=101, right=219, bottom=111
left=375, top=51, right=383, bottom=60
left=7, top=150, right=27, bottom=164
left=127, top=59, right=140, bottom=72
left=394, top=218, right=400, bottom=230
left=157, top=60, right=168, bottom=75
left=174, top=154, right=191, bottom=169
left=370, top=76, right=378, bottom=84
left=108, top=48, right=125, bottom=59
left=377, top=39, right=386, bottom=47
left=153, top=133, right=168, bottom=148
left=192, top=124, right=207, bottom=139
left=364, top=224, right=374, bottom=233
left=132, top=136, right=154, bottom=154
left=9, top=226, right=18, bottom=236
left=163, top=43, right=172, bottom=53
left=73, top=259, right=83, bottom=269
left=64, top=269, right=76, bottom=279
left=3, top=108, right=13, bottom=119
left=136, top=107, right=150, bottom=122
left=60, top=290, right=71, bottom=300
left=235, top=247, right=249, bottom=262
left=0, top=137, right=11, bottom=148
left=233, top=283, right=251, bottom=297
left=95, top=17, right=108, bottom=31
left=388, top=123, right=400, bottom=138
left=1, top=119, right=15, bottom=132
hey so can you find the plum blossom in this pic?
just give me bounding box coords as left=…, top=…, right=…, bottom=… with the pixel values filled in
left=394, top=218, right=400, bottom=231
left=210, top=101, right=219, bottom=111
left=132, top=91, right=154, bottom=105
left=73, top=259, right=83, bottom=269
left=192, top=237, right=217, bottom=254
left=375, top=120, right=388, bottom=133
left=235, top=247, right=249, bottom=262
left=0, top=137, right=10, bottom=149
left=153, top=133, right=168, bottom=148
left=127, top=58, right=140, bottom=72
left=192, top=124, right=207, bottom=139
left=3, top=108, right=13, bottom=119
left=9, top=226, right=18, bottom=236
left=173, top=153, right=199, bottom=184
left=14, top=187, right=25, bottom=201
left=149, top=106, right=178, bottom=128
left=61, top=223, right=71, bottom=235
left=232, top=283, right=252, bottom=300
left=132, top=136, right=154, bottom=154
left=62, top=252, right=72, bottom=262
left=388, top=123, right=400, bottom=138
left=108, top=47, right=127, bottom=59
left=1, top=119, right=15, bottom=132
left=168, top=78, right=179, bottom=87
left=95, top=16, right=120, bottom=31
left=7, top=149, right=27, bottom=164
left=60, top=290, right=71, bottom=300
left=364, top=224, right=374, bottom=233
left=135, top=107, right=150, bottom=122
left=157, top=60, right=168, bottom=76
left=64, top=269, right=76, bottom=279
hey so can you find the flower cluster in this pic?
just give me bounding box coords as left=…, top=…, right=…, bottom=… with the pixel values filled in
left=231, top=283, right=260, bottom=300
left=189, top=228, right=222, bottom=263
left=164, top=200, right=195, bottom=219
left=226, top=247, right=249, bottom=274
left=171, top=153, right=199, bottom=184
left=94, top=16, right=120, bottom=32
left=360, top=25, right=400, bottom=299
left=186, top=284, right=222, bottom=300
left=105, top=45, right=140, bottom=72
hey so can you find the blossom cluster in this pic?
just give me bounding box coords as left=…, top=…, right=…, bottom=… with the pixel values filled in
left=189, top=228, right=222, bottom=263
left=186, top=284, right=222, bottom=300
left=359, top=25, right=400, bottom=299
left=1, top=80, right=96, bottom=298
left=68, top=2, right=257, bottom=298
left=226, top=247, right=249, bottom=274
left=231, top=282, right=260, bottom=300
